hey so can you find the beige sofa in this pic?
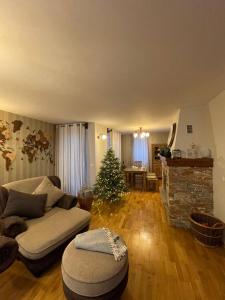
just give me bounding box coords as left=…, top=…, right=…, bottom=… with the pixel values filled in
left=0, top=176, right=91, bottom=276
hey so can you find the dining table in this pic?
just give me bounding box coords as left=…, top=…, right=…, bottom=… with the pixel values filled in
left=124, top=167, right=147, bottom=191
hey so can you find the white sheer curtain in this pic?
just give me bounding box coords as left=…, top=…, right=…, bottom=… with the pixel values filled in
left=55, top=124, right=87, bottom=196
left=111, top=130, right=121, bottom=160
left=133, top=137, right=149, bottom=168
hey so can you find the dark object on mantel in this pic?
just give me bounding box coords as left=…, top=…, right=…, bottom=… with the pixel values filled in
left=165, top=158, right=213, bottom=168
left=159, top=147, right=171, bottom=158
left=190, top=213, right=225, bottom=247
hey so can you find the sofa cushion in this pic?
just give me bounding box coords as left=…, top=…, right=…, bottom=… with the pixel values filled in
left=33, top=177, right=64, bottom=211
left=56, top=194, right=77, bottom=210
left=3, top=176, right=46, bottom=194
left=2, top=189, right=47, bottom=218
left=16, top=207, right=91, bottom=260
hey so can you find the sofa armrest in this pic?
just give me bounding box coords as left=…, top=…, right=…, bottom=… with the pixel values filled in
left=0, top=236, right=18, bottom=273
left=0, top=186, right=8, bottom=216
left=56, top=194, right=77, bottom=210
left=0, top=216, right=27, bottom=238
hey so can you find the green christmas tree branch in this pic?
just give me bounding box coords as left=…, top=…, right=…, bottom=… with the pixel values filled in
left=93, top=147, right=128, bottom=202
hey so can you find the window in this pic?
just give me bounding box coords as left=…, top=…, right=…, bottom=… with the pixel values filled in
left=133, top=137, right=149, bottom=168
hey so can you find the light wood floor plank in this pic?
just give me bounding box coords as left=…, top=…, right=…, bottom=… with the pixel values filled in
left=0, top=191, right=224, bottom=300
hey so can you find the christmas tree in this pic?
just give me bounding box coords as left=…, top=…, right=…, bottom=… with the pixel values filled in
left=94, top=147, right=127, bottom=202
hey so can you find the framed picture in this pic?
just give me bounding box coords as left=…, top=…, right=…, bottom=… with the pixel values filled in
left=187, top=125, right=193, bottom=134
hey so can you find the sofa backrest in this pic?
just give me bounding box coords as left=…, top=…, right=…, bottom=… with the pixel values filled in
left=0, top=176, right=61, bottom=216
left=3, top=176, right=45, bottom=194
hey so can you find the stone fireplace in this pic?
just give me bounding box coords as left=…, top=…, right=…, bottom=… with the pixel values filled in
left=160, top=157, right=213, bottom=228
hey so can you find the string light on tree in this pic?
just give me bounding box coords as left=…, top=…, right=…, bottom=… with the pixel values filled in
left=94, top=147, right=127, bottom=202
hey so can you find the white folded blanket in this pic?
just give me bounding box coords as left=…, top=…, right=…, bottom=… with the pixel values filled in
left=74, top=228, right=127, bottom=261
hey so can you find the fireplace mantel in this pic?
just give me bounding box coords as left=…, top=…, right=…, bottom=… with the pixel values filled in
left=160, top=156, right=213, bottom=228
left=161, top=157, right=213, bottom=168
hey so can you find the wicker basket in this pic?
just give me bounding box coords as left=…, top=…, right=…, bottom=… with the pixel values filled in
left=189, top=213, right=225, bottom=247
left=78, top=188, right=94, bottom=211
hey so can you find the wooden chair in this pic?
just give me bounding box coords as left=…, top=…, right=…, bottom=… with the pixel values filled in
left=133, top=161, right=144, bottom=190
left=146, top=173, right=159, bottom=192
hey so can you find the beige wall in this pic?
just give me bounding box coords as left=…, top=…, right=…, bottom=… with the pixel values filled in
left=150, top=131, right=169, bottom=144
left=0, top=109, right=55, bottom=185
left=95, top=123, right=108, bottom=176
left=174, top=105, right=215, bottom=157
left=209, top=91, right=225, bottom=223
left=87, top=122, right=108, bottom=186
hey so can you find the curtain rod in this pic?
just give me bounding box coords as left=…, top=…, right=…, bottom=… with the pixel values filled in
left=57, top=122, right=88, bottom=129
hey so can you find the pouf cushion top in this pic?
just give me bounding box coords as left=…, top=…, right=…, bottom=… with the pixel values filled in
left=62, top=239, right=128, bottom=297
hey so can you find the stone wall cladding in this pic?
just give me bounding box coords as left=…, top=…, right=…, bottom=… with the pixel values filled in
left=163, top=166, right=213, bottom=228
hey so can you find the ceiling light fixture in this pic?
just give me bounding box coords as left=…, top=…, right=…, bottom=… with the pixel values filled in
left=133, top=127, right=150, bottom=139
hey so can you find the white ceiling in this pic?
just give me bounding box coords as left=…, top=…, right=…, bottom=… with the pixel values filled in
left=0, top=0, right=225, bottom=131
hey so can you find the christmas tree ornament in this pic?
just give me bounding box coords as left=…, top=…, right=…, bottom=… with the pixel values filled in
left=94, top=148, right=127, bottom=202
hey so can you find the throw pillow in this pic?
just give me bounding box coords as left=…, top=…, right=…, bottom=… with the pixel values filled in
left=33, top=177, right=64, bottom=211
left=2, top=189, right=47, bottom=218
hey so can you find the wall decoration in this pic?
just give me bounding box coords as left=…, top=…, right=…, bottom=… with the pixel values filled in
left=0, top=120, right=16, bottom=171
left=0, top=120, right=54, bottom=170
left=168, top=123, right=177, bottom=148
left=187, top=124, right=193, bottom=134
left=22, top=129, right=54, bottom=164
left=0, top=110, right=55, bottom=185
left=12, top=120, right=23, bottom=133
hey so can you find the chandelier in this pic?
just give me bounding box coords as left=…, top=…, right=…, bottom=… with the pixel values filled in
left=133, top=127, right=150, bottom=139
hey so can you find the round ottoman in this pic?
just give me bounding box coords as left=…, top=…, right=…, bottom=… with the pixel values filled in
left=62, top=240, right=128, bottom=300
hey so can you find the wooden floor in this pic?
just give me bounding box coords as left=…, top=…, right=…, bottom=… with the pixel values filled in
left=0, top=192, right=225, bottom=300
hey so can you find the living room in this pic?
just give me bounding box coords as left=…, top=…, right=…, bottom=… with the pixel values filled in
left=0, top=1, right=225, bottom=300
